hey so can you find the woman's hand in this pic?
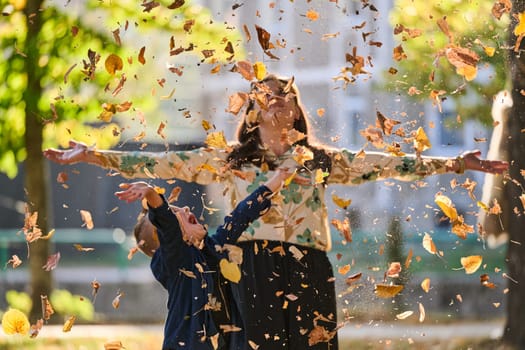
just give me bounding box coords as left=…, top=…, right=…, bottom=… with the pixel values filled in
left=461, top=150, right=509, bottom=174
left=43, top=140, right=99, bottom=165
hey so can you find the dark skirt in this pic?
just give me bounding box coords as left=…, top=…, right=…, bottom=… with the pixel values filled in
left=232, top=240, right=339, bottom=350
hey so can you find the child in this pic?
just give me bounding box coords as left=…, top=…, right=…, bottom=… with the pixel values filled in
left=115, top=169, right=290, bottom=350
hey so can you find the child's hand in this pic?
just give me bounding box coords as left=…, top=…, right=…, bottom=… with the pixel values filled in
left=264, top=167, right=295, bottom=192
left=115, top=182, right=162, bottom=207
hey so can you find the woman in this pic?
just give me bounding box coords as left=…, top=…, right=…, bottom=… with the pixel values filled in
left=44, top=75, right=508, bottom=349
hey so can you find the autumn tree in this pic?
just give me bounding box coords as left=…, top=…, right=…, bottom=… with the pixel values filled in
left=502, top=1, right=525, bottom=347
left=0, top=0, right=241, bottom=321
left=390, top=0, right=525, bottom=347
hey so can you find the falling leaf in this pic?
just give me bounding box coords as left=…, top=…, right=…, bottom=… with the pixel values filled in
left=104, top=340, right=125, bottom=350
left=393, top=45, right=407, bottom=61
left=422, top=233, right=437, bottom=255
left=480, top=274, right=497, bottom=289
left=338, top=264, right=351, bottom=275
left=73, top=244, right=95, bottom=252
left=292, top=145, right=314, bottom=166
left=112, top=291, right=124, bottom=309
left=414, top=127, right=431, bottom=153
left=91, top=280, right=101, bottom=302
left=42, top=252, right=61, bottom=271
left=514, top=11, right=525, bottom=36
left=157, top=122, right=167, bottom=139
left=386, top=262, right=402, bottom=278
left=29, top=319, right=43, bottom=338
left=227, top=92, right=248, bottom=115
left=104, top=54, right=123, bottom=75
left=57, top=172, right=68, bottom=183
left=331, top=194, right=351, bottom=209
left=421, top=278, right=431, bottom=293
left=345, top=272, right=362, bottom=285
left=418, top=302, right=426, bottom=322
left=220, top=258, right=241, bottom=283
left=405, top=248, right=413, bottom=269
left=374, top=283, right=404, bottom=298
left=255, top=24, right=271, bottom=50
left=220, top=324, right=243, bottom=333
left=80, top=209, right=94, bottom=229
left=205, top=131, right=228, bottom=149
left=41, top=295, right=55, bottom=320
left=331, top=217, right=352, bottom=242
left=167, top=0, right=185, bottom=10
left=138, top=46, right=146, bottom=65
left=492, top=0, right=511, bottom=20
left=248, top=340, right=260, bottom=349
left=461, top=255, right=483, bottom=274
left=2, top=309, right=30, bottom=335
left=434, top=194, right=458, bottom=222
left=253, top=61, right=266, bottom=80
left=63, top=315, right=76, bottom=332
left=179, top=268, right=197, bottom=279
left=376, top=111, right=400, bottom=136
left=306, top=9, right=319, bottom=21
left=167, top=186, right=182, bottom=203
left=396, top=310, right=414, bottom=320
left=6, top=255, right=22, bottom=269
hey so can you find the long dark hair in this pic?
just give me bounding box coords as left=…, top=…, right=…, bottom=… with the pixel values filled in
left=227, top=75, right=331, bottom=174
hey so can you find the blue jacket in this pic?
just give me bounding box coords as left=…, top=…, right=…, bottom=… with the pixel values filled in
left=149, top=185, right=273, bottom=350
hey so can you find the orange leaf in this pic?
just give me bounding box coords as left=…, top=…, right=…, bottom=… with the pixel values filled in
left=138, top=46, right=146, bottom=65
left=104, top=54, right=123, bottom=75
left=422, top=233, right=437, bottom=255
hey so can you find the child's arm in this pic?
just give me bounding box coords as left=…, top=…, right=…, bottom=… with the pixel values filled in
left=213, top=168, right=291, bottom=246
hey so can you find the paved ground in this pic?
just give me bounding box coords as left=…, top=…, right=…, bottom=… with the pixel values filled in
left=25, top=319, right=503, bottom=342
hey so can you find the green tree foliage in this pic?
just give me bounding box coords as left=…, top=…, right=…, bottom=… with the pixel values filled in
left=388, top=0, right=509, bottom=124
left=0, top=0, right=243, bottom=178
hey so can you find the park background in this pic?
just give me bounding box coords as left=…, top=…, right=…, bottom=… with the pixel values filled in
left=0, top=0, right=520, bottom=348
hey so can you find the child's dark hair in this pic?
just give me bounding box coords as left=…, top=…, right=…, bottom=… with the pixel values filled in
left=133, top=209, right=159, bottom=258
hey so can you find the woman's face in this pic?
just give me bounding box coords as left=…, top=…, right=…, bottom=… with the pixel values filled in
left=252, top=79, right=298, bottom=130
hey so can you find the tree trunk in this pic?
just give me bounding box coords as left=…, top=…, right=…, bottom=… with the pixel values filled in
left=23, top=0, right=53, bottom=322
left=502, top=0, right=525, bottom=347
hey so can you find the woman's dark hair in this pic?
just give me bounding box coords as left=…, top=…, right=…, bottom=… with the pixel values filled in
left=227, top=74, right=331, bottom=174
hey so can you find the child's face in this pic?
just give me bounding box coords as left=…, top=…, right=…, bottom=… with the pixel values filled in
left=171, top=206, right=207, bottom=244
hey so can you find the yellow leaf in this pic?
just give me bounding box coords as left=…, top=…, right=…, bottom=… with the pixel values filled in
left=434, top=194, right=458, bottom=222
left=514, top=12, right=525, bottom=36
left=414, top=127, right=431, bottom=153
left=456, top=65, right=477, bottom=81
left=418, top=302, right=426, bottom=323
left=284, top=170, right=297, bottom=187
left=374, top=284, right=404, bottom=298
left=461, top=255, right=483, bottom=274
left=314, top=169, right=328, bottom=184
left=196, top=163, right=218, bottom=174
left=477, top=200, right=489, bottom=212
left=421, top=278, right=431, bottom=293
left=484, top=46, right=496, bottom=57
left=105, top=54, right=123, bottom=75
left=253, top=61, right=266, bottom=80
left=220, top=258, right=241, bottom=283
left=202, top=120, right=213, bottom=131
left=205, top=131, right=228, bottom=149
left=2, top=308, right=30, bottom=335
left=332, top=194, right=351, bottom=209
left=62, top=315, right=76, bottom=332
left=292, top=145, right=314, bottom=166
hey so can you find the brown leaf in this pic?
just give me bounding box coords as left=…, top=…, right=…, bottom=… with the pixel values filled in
left=141, top=1, right=159, bottom=12
left=29, top=319, right=44, bottom=338
left=6, top=254, right=22, bottom=268
left=331, top=217, right=352, bottom=242
left=138, top=46, right=146, bottom=65
left=63, top=315, right=76, bottom=332
left=167, top=0, right=185, bottom=10
left=492, top=0, right=511, bottom=20
left=386, top=262, right=402, bottom=278
left=73, top=244, right=95, bottom=252
left=376, top=111, right=401, bottom=136
left=41, top=295, right=55, bottom=320
left=105, top=54, right=123, bottom=75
